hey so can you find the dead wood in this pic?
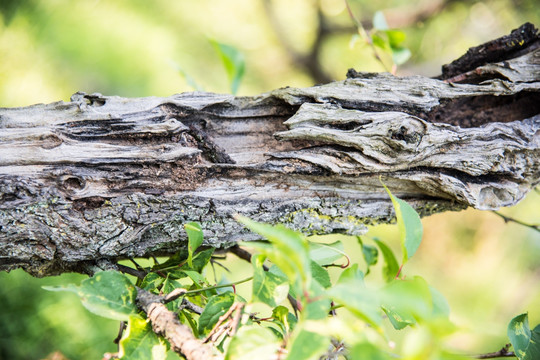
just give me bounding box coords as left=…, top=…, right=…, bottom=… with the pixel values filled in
left=0, top=23, right=538, bottom=276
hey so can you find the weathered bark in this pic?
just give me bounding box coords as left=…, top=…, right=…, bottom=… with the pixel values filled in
left=1, top=24, right=539, bottom=276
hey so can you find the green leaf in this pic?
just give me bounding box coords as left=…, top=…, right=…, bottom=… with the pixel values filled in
left=385, top=29, right=406, bottom=47
left=525, top=325, right=540, bottom=360
left=210, top=39, right=245, bottom=95
left=225, top=325, right=281, bottom=360
left=362, top=242, right=378, bottom=275
left=337, top=263, right=364, bottom=284
left=373, top=238, right=399, bottom=282
left=430, top=285, right=450, bottom=317
left=286, top=329, right=329, bottom=360
left=185, top=222, right=204, bottom=268
left=328, top=279, right=382, bottom=328
left=251, top=255, right=289, bottom=307
left=238, top=217, right=311, bottom=292
left=140, top=272, right=164, bottom=292
left=43, top=270, right=138, bottom=321
left=152, top=249, right=189, bottom=271
left=380, top=276, right=433, bottom=330
left=183, top=269, right=207, bottom=288
left=383, top=184, right=423, bottom=264
left=198, top=292, right=236, bottom=335
left=189, top=248, right=215, bottom=273
left=391, top=46, right=411, bottom=65
left=308, top=240, right=345, bottom=266
left=310, top=261, right=332, bottom=288
left=349, top=341, right=392, bottom=360
left=508, top=313, right=532, bottom=359
left=372, top=11, right=389, bottom=30
left=119, top=316, right=166, bottom=360
left=272, top=306, right=297, bottom=335
left=169, top=60, right=204, bottom=91
left=371, top=33, right=388, bottom=50
left=178, top=310, right=199, bottom=338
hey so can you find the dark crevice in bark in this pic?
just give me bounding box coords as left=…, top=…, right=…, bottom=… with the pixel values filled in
left=424, top=92, right=540, bottom=128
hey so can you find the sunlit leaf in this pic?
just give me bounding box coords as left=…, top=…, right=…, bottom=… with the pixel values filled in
left=308, top=240, right=345, bottom=266
left=210, top=39, right=245, bottom=94
left=383, top=184, right=423, bottom=264
left=371, top=33, right=388, bottom=50
left=373, top=238, right=399, bottom=282
left=430, top=286, right=450, bottom=317
left=119, top=316, right=166, bottom=360
left=185, top=222, right=204, bottom=268
left=286, top=329, right=329, bottom=360
left=304, top=279, right=331, bottom=321
left=380, top=276, right=432, bottom=330
left=272, top=306, right=297, bottom=335
left=198, top=291, right=235, bottom=335
left=349, top=341, right=392, bottom=360
left=328, top=279, right=382, bottom=329
left=310, top=261, right=331, bottom=288
left=337, top=263, right=364, bottom=284
left=385, top=29, right=406, bottom=47
left=43, top=271, right=138, bottom=321
left=252, top=255, right=289, bottom=307
left=238, top=217, right=311, bottom=292
left=225, top=325, right=281, bottom=360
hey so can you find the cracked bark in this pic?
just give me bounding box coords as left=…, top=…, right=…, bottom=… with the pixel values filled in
left=1, top=23, right=539, bottom=277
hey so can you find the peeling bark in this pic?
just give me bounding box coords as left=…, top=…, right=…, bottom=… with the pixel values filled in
left=0, top=23, right=539, bottom=276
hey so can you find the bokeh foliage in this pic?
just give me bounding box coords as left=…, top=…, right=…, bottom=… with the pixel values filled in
left=0, top=0, right=539, bottom=359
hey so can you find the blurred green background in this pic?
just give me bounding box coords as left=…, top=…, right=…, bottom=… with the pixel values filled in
left=0, top=0, right=539, bottom=359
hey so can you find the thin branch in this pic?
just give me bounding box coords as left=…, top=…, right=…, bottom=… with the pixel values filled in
left=183, top=277, right=253, bottom=295
left=474, top=344, right=515, bottom=358
left=492, top=211, right=540, bottom=233
left=204, top=302, right=245, bottom=343
left=180, top=298, right=204, bottom=315
left=136, top=288, right=223, bottom=360
left=113, top=321, right=126, bottom=345
left=116, top=264, right=147, bottom=279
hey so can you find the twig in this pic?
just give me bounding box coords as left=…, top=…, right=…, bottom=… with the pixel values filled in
left=183, top=276, right=252, bottom=296
left=492, top=211, right=540, bottom=233
left=204, top=302, right=245, bottom=343
left=345, top=0, right=390, bottom=72
left=164, top=288, right=187, bottom=303
left=113, top=321, right=126, bottom=345
left=474, top=344, right=515, bottom=358
left=116, top=264, right=147, bottom=280
left=180, top=298, right=204, bottom=315
left=136, top=288, right=223, bottom=360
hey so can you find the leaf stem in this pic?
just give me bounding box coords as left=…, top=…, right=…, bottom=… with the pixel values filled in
left=183, top=277, right=253, bottom=296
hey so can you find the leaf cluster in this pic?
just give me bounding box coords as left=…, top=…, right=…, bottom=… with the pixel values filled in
left=44, top=189, right=539, bottom=359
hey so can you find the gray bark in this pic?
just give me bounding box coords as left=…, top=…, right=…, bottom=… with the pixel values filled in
left=1, top=27, right=539, bottom=276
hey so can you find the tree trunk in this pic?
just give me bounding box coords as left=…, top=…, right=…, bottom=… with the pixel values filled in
left=1, top=23, right=539, bottom=276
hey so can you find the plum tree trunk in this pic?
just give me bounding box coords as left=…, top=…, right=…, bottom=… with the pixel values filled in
left=1, top=23, right=539, bottom=276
